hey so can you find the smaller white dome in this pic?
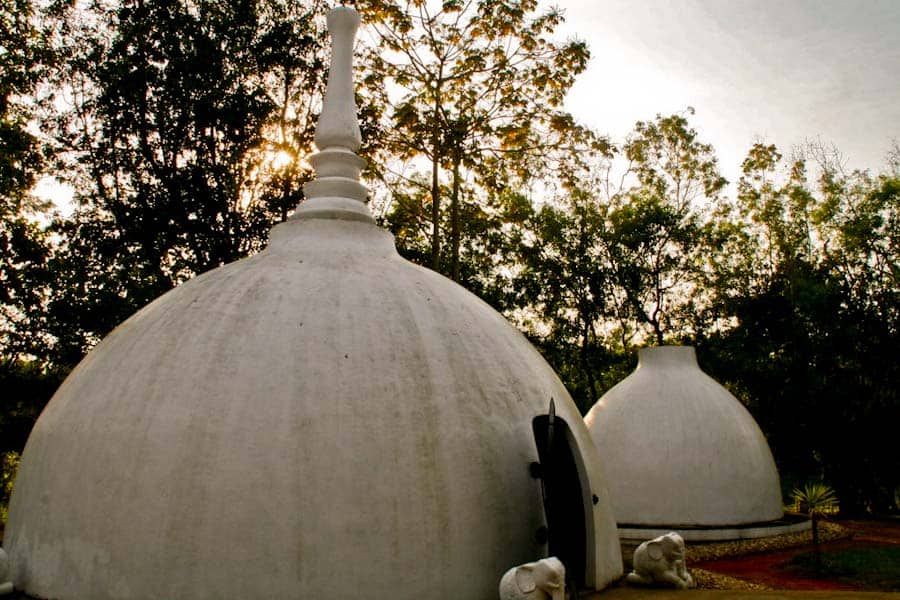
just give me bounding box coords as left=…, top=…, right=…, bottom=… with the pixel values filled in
left=584, top=346, right=783, bottom=527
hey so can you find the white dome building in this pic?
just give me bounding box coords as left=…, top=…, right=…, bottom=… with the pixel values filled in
left=584, top=346, right=793, bottom=541
left=4, top=8, right=623, bottom=599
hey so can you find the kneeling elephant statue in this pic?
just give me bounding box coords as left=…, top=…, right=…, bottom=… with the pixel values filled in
left=499, top=556, right=565, bottom=600
left=626, top=532, right=694, bottom=589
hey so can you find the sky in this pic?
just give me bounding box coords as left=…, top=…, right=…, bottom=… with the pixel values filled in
left=554, top=0, right=900, bottom=185
left=34, top=0, right=900, bottom=208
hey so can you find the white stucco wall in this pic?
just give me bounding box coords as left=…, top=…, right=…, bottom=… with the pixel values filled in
left=6, top=217, right=622, bottom=600
left=584, top=346, right=783, bottom=527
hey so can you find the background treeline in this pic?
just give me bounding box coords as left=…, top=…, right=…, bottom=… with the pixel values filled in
left=1, top=0, right=898, bottom=523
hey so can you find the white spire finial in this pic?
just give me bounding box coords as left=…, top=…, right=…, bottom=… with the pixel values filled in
left=316, top=7, right=362, bottom=151
left=294, top=6, right=372, bottom=223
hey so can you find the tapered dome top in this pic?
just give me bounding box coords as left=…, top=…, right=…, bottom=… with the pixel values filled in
left=584, top=346, right=783, bottom=528
left=5, top=8, right=622, bottom=600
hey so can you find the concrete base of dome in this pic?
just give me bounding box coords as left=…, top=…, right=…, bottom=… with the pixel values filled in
left=618, top=514, right=812, bottom=543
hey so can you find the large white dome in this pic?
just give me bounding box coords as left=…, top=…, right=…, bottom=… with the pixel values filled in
left=584, top=346, right=783, bottom=528
left=7, top=219, right=622, bottom=599
left=4, top=9, right=622, bottom=598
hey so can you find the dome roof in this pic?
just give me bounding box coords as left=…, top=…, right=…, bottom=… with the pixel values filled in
left=584, top=346, right=783, bottom=527
left=5, top=8, right=622, bottom=599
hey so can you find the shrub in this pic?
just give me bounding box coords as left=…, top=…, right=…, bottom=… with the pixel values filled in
left=0, top=451, right=20, bottom=526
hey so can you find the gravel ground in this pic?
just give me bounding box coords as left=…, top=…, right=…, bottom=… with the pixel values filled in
left=687, top=522, right=850, bottom=562
left=685, top=522, right=852, bottom=591
left=689, top=568, right=775, bottom=591
left=0, top=522, right=854, bottom=596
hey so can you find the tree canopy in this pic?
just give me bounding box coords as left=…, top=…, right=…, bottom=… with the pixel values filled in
left=358, top=0, right=593, bottom=284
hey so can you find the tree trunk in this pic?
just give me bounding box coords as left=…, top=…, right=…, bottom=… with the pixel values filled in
left=811, top=513, right=821, bottom=571
left=579, top=321, right=599, bottom=412
left=450, top=145, right=461, bottom=282
left=430, top=104, right=442, bottom=272
left=655, top=325, right=665, bottom=346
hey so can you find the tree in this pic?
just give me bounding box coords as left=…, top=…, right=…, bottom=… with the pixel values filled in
left=605, top=110, right=726, bottom=345
left=701, top=142, right=900, bottom=515
left=38, top=0, right=335, bottom=359
left=0, top=0, right=53, bottom=364
left=507, top=111, right=725, bottom=408
left=0, top=0, right=63, bottom=524
left=513, top=179, right=615, bottom=411
left=358, top=0, right=591, bottom=281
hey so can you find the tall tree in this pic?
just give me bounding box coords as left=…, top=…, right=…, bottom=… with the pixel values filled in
left=701, top=142, right=900, bottom=514
left=0, top=0, right=54, bottom=364
left=606, top=110, right=726, bottom=345
left=0, top=0, right=61, bottom=524
left=509, top=111, right=724, bottom=406
left=512, top=174, right=625, bottom=412
left=358, top=0, right=591, bottom=280
left=39, top=0, right=334, bottom=361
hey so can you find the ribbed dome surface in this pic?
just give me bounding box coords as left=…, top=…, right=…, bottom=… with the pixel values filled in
left=584, top=346, right=783, bottom=527
left=6, top=217, right=623, bottom=600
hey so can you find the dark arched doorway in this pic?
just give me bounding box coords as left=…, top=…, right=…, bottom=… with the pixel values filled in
left=532, top=399, right=588, bottom=589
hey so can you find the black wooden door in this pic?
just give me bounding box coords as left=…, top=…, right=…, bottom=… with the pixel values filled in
left=532, top=406, right=587, bottom=587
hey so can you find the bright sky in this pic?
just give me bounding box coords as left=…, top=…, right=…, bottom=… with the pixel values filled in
left=35, top=1, right=900, bottom=210
left=555, top=0, right=900, bottom=185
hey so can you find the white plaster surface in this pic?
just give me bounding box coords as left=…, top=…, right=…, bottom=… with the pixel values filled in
left=6, top=8, right=623, bottom=598
left=6, top=217, right=623, bottom=599
left=0, top=547, right=13, bottom=595
left=619, top=518, right=811, bottom=543
left=584, top=346, right=783, bottom=528
left=313, top=7, right=362, bottom=152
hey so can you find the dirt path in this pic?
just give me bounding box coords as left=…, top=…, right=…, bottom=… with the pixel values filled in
left=691, top=520, right=900, bottom=591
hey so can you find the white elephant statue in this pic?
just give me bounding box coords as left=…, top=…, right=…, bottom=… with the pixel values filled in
left=626, top=532, right=694, bottom=589
left=499, top=556, right=565, bottom=600
left=0, top=547, right=14, bottom=595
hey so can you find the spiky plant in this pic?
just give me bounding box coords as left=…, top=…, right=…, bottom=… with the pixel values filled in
left=792, top=481, right=839, bottom=569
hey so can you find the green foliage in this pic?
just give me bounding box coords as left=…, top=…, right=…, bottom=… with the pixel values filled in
left=0, top=217, right=53, bottom=363
left=511, top=110, right=724, bottom=399
left=30, top=0, right=340, bottom=360
left=791, top=481, right=839, bottom=516
left=0, top=359, right=59, bottom=528
left=786, top=546, right=900, bottom=591
left=512, top=185, right=616, bottom=410
left=361, top=0, right=593, bottom=279
left=0, top=0, right=56, bottom=366
left=699, top=143, right=900, bottom=515
left=0, top=451, right=20, bottom=526
left=0, top=361, right=66, bottom=455
left=611, top=111, right=725, bottom=344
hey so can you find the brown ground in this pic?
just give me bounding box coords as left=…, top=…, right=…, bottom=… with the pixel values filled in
left=688, top=519, right=900, bottom=592
left=2, top=519, right=898, bottom=598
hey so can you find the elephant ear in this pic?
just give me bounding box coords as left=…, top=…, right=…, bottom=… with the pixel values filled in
left=515, top=565, right=537, bottom=593
left=647, top=541, right=664, bottom=561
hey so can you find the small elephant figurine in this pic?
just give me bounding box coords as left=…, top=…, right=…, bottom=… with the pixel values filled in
left=626, top=532, right=694, bottom=589
left=0, top=547, right=14, bottom=595
left=499, top=556, right=565, bottom=600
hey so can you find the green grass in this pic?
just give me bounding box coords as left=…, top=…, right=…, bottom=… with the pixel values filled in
left=786, top=546, right=900, bottom=591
